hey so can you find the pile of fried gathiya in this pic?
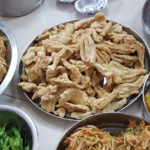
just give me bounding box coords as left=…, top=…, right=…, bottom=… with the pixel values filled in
left=0, top=37, right=7, bottom=83
left=18, top=12, right=147, bottom=119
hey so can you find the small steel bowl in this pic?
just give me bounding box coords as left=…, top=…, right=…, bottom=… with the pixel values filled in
left=142, top=73, right=150, bottom=122
left=0, top=105, right=38, bottom=150
left=56, top=112, right=150, bottom=150
left=0, top=22, right=18, bottom=95
left=0, top=0, right=45, bottom=17
left=19, top=20, right=150, bottom=121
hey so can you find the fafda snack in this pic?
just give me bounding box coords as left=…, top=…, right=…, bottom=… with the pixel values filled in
left=18, top=12, right=147, bottom=119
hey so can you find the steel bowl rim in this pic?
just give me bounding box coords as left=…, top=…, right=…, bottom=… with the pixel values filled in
left=18, top=19, right=150, bottom=122
left=0, top=22, right=18, bottom=95
left=142, top=0, right=150, bottom=37
left=0, top=105, right=38, bottom=150
left=56, top=112, right=150, bottom=149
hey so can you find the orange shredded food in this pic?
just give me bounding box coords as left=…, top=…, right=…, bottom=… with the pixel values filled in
left=64, top=120, right=150, bottom=150
left=145, top=93, right=150, bottom=113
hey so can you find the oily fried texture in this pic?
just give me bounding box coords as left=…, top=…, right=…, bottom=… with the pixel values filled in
left=18, top=12, right=147, bottom=119
left=0, top=37, right=7, bottom=83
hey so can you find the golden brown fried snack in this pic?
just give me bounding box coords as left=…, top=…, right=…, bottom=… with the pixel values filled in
left=71, top=112, right=91, bottom=120
left=0, top=37, right=7, bottom=83
left=57, top=102, right=90, bottom=113
left=102, top=98, right=127, bottom=112
left=19, top=12, right=147, bottom=119
left=18, top=82, right=37, bottom=93
left=0, top=37, right=6, bottom=58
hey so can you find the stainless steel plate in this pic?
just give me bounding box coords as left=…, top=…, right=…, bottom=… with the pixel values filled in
left=0, top=22, right=18, bottom=94
left=142, top=0, right=150, bottom=36
left=56, top=113, right=150, bottom=150
left=19, top=20, right=150, bottom=121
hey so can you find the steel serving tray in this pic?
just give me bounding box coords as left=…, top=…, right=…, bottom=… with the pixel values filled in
left=19, top=20, right=150, bottom=121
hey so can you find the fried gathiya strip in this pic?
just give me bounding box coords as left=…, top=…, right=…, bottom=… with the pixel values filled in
left=22, top=46, right=45, bottom=66
left=40, top=39, right=64, bottom=53
left=54, top=108, right=66, bottom=118
left=0, top=37, right=6, bottom=58
left=124, top=35, right=145, bottom=69
left=69, top=59, right=90, bottom=72
left=35, top=50, right=52, bottom=70
left=91, top=70, right=103, bottom=87
left=41, top=94, right=56, bottom=112
left=0, top=57, right=7, bottom=82
left=74, top=12, right=105, bottom=30
left=86, top=87, right=95, bottom=97
left=59, top=88, right=91, bottom=106
left=36, top=29, right=50, bottom=41
left=49, top=23, right=75, bottom=45
left=25, top=63, right=44, bottom=83
left=49, top=71, right=91, bottom=89
left=46, top=65, right=68, bottom=82
left=96, top=49, right=111, bottom=64
left=97, top=21, right=112, bottom=37
left=57, top=102, right=90, bottom=113
left=95, top=61, right=147, bottom=85
left=46, top=47, right=73, bottom=80
left=112, top=53, right=138, bottom=67
left=32, top=85, right=58, bottom=100
left=105, top=24, right=128, bottom=43
left=46, top=53, right=60, bottom=79
left=18, top=82, right=37, bottom=93
left=20, top=73, right=28, bottom=81
left=49, top=73, right=85, bottom=89
left=115, top=75, right=147, bottom=99
left=102, top=98, right=127, bottom=112
left=71, top=112, right=91, bottom=119
left=74, top=20, right=91, bottom=30
left=94, top=85, right=108, bottom=98
left=105, top=40, right=137, bottom=55
left=91, top=89, right=118, bottom=113
left=80, top=35, right=96, bottom=64
left=62, top=59, right=84, bottom=83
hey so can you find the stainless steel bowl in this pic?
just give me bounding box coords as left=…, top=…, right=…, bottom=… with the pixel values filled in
left=19, top=20, right=150, bottom=121
left=0, top=105, right=38, bottom=150
left=0, top=22, right=18, bottom=95
left=0, top=0, right=45, bottom=17
left=142, top=73, right=150, bottom=122
left=56, top=113, right=150, bottom=150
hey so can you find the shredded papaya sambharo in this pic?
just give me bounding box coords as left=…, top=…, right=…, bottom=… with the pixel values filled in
left=64, top=120, right=150, bottom=150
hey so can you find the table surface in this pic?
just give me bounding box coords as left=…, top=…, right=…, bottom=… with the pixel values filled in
left=0, top=0, right=149, bottom=149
